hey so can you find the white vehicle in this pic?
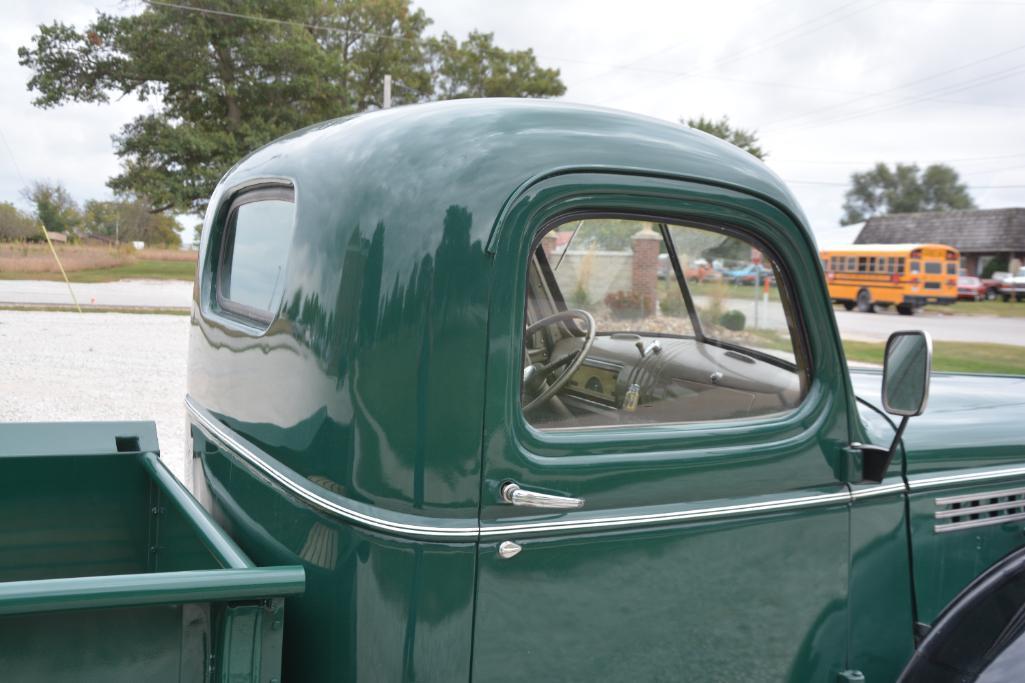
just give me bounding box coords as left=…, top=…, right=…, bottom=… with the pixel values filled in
left=998, top=266, right=1025, bottom=301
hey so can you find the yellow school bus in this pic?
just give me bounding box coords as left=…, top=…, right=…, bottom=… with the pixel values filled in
left=819, top=243, right=959, bottom=315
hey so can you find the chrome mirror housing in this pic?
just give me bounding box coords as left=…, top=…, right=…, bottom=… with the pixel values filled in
left=882, top=330, right=933, bottom=417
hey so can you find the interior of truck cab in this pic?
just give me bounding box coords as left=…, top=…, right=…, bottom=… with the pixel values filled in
left=521, top=217, right=809, bottom=430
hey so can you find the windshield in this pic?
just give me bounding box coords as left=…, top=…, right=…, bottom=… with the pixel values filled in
left=550, top=218, right=800, bottom=366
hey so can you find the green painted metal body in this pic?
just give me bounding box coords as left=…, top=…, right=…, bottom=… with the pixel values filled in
left=169, top=99, right=1025, bottom=680
left=0, top=422, right=304, bottom=682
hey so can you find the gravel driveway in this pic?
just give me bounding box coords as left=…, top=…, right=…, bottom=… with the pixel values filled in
left=0, top=310, right=190, bottom=482
left=0, top=279, right=192, bottom=309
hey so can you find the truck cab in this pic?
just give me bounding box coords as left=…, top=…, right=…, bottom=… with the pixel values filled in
left=184, top=99, right=1025, bottom=681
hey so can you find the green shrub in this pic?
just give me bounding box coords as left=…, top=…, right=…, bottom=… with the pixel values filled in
left=719, top=309, right=746, bottom=331
left=569, top=284, right=590, bottom=307
left=659, top=293, right=686, bottom=316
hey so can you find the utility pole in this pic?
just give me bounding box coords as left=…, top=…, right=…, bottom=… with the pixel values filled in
left=383, top=74, right=392, bottom=109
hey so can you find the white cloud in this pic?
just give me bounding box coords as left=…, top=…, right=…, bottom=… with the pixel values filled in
left=2, top=0, right=1024, bottom=248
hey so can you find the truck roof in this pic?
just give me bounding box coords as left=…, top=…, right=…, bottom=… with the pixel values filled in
left=221, top=98, right=809, bottom=247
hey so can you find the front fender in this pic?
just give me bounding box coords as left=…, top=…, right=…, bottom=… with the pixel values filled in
left=900, top=545, right=1025, bottom=682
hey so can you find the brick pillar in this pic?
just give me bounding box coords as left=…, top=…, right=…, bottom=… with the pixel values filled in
left=631, top=225, right=661, bottom=315
left=541, top=232, right=558, bottom=262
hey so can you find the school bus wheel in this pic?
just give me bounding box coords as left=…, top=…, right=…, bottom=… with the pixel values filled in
left=856, top=289, right=874, bottom=313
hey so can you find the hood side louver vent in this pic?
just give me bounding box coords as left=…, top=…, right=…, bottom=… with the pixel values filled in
left=934, top=486, right=1025, bottom=534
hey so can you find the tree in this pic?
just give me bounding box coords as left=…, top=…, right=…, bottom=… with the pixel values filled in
left=19, top=2, right=565, bottom=215
left=840, top=162, right=975, bottom=225
left=0, top=202, right=38, bottom=242
left=21, top=181, right=80, bottom=233
left=82, top=198, right=183, bottom=246
left=684, top=115, right=766, bottom=160
left=427, top=31, right=565, bottom=99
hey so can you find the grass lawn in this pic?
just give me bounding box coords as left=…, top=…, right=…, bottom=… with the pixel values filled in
left=843, top=340, right=1025, bottom=375
left=0, top=259, right=195, bottom=282
left=924, top=300, right=1025, bottom=318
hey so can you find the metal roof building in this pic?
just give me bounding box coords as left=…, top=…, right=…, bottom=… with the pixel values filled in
left=854, top=208, right=1025, bottom=275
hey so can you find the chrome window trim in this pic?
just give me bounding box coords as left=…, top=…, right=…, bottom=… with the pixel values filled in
left=186, top=396, right=479, bottom=541
left=187, top=396, right=855, bottom=540
left=478, top=490, right=851, bottom=538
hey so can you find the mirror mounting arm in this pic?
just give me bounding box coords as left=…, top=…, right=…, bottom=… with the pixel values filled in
left=851, top=415, right=911, bottom=483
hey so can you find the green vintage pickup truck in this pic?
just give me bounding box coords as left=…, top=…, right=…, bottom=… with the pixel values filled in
left=4, top=100, right=1025, bottom=682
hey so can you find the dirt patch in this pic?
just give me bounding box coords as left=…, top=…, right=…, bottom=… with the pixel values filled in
left=0, top=243, right=196, bottom=275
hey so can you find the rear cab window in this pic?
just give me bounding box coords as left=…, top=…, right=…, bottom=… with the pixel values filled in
left=216, top=186, right=296, bottom=326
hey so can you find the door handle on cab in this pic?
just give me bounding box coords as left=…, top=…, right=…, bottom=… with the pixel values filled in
left=500, top=482, right=584, bottom=509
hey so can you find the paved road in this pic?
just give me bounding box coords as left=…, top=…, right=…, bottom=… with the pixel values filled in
left=833, top=308, right=1025, bottom=346
left=0, top=279, right=192, bottom=309
left=0, top=310, right=190, bottom=483
left=703, top=294, right=1025, bottom=346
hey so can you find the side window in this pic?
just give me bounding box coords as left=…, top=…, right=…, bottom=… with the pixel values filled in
left=217, top=187, right=296, bottom=325
left=522, top=217, right=809, bottom=430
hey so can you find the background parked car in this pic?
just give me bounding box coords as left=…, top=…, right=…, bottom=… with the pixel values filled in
left=727, top=263, right=775, bottom=286
left=999, top=267, right=1025, bottom=302
left=957, top=275, right=1000, bottom=301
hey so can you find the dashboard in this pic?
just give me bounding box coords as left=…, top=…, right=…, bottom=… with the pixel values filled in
left=547, top=333, right=804, bottom=426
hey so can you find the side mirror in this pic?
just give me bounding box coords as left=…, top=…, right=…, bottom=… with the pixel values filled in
left=882, top=330, right=933, bottom=417
left=859, top=330, right=933, bottom=483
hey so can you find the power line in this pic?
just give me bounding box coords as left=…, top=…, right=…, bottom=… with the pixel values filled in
left=568, top=0, right=782, bottom=89
left=771, top=62, right=1025, bottom=131
left=597, top=0, right=886, bottom=106
left=763, top=39, right=1025, bottom=130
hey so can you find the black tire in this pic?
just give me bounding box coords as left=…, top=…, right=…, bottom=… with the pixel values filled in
left=985, top=288, right=998, bottom=301
left=1003, top=294, right=1012, bottom=302
left=842, top=301, right=855, bottom=311
left=897, top=303, right=914, bottom=316
left=856, top=289, right=874, bottom=313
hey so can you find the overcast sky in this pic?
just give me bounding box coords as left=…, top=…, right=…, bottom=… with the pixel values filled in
left=3, top=0, right=1025, bottom=246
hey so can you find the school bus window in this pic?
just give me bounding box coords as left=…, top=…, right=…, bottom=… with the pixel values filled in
left=925, top=262, right=942, bottom=275
left=898, top=258, right=905, bottom=274
left=910, top=261, right=921, bottom=274
left=946, top=262, right=957, bottom=275
left=858, top=257, right=867, bottom=272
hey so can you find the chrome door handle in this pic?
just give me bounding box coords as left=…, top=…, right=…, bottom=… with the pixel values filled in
left=500, top=482, right=584, bottom=509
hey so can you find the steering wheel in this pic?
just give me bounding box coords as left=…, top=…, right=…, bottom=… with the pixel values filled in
left=522, top=309, right=596, bottom=412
